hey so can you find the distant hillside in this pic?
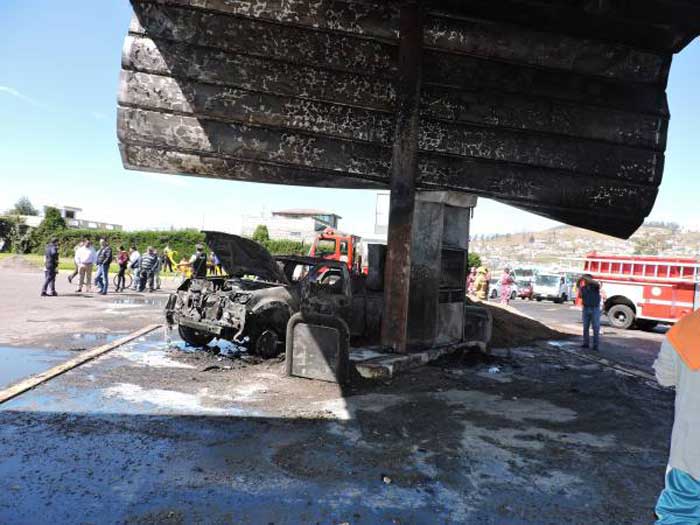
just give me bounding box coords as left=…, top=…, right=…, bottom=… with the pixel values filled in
left=472, top=222, right=700, bottom=271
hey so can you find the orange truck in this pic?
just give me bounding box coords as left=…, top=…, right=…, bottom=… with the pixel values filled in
left=580, top=252, right=700, bottom=330
left=309, top=228, right=362, bottom=272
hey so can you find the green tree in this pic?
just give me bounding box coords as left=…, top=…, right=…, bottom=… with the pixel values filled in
left=8, top=196, right=38, bottom=216
left=252, top=224, right=270, bottom=243
left=0, top=216, right=32, bottom=253
left=468, top=252, right=482, bottom=270
left=29, top=207, right=67, bottom=249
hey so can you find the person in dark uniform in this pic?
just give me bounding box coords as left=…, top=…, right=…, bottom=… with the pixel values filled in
left=41, top=237, right=59, bottom=297
left=189, top=244, right=208, bottom=279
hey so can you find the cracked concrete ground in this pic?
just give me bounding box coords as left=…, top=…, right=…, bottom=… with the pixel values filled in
left=0, top=268, right=673, bottom=524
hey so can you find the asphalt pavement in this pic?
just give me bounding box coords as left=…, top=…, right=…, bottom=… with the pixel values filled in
left=0, top=268, right=676, bottom=525
left=506, top=298, right=667, bottom=374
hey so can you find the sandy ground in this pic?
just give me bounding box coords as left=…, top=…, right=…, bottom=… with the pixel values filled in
left=0, top=264, right=675, bottom=524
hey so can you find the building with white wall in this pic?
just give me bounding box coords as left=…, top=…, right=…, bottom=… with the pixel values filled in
left=241, top=209, right=341, bottom=243
left=18, top=205, right=122, bottom=231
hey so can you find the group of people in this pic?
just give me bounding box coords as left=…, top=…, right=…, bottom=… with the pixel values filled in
left=467, top=266, right=515, bottom=305
left=40, top=238, right=216, bottom=297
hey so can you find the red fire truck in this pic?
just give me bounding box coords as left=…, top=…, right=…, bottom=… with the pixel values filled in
left=309, top=228, right=362, bottom=272
left=580, top=253, right=700, bottom=330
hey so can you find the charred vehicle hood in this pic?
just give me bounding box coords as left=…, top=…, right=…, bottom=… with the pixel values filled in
left=203, top=231, right=289, bottom=284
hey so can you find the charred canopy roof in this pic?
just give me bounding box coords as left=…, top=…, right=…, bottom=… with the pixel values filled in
left=117, top=0, right=700, bottom=238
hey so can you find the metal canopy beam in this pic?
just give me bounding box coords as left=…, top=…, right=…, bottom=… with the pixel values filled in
left=381, top=1, right=424, bottom=353
left=116, top=0, right=700, bottom=239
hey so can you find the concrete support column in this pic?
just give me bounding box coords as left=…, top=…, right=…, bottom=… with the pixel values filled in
left=408, top=192, right=477, bottom=348
left=381, top=1, right=424, bottom=353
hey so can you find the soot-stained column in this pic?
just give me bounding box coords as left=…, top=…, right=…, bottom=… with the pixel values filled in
left=381, top=1, right=424, bottom=353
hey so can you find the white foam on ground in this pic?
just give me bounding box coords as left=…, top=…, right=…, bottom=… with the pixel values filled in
left=116, top=348, right=195, bottom=369
left=101, top=303, right=143, bottom=309
left=102, top=383, right=244, bottom=415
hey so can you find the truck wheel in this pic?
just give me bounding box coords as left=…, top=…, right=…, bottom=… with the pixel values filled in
left=608, top=304, right=635, bottom=330
left=247, top=309, right=285, bottom=358
left=178, top=325, right=214, bottom=347
left=536, top=297, right=542, bottom=302
left=251, top=329, right=281, bottom=359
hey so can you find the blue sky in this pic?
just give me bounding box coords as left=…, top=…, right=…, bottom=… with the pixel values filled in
left=0, top=0, right=698, bottom=235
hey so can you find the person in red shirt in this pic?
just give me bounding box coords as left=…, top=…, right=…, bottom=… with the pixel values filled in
left=115, top=246, right=129, bottom=292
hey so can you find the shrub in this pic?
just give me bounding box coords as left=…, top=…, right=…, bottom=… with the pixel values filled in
left=30, top=227, right=308, bottom=259
left=252, top=224, right=270, bottom=243
left=32, top=228, right=205, bottom=259
left=29, top=207, right=67, bottom=250
left=468, top=252, right=482, bottom=270
left=261, top=239, right=307, bottom=256
left=0, top=216, right=32, bottom=253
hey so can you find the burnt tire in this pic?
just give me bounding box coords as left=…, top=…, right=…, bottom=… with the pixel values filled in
left=178, top=325, right=215, bottom=347
left=608, top=304, right=635, bottom=330
left=247, top=309, right=286, bottom=359
left=251, top=329, right=281, bottom=359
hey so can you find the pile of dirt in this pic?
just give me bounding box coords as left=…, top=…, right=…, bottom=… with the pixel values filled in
left=469, top=299, right=565, bottom=348
left=0, top=255, right=41, bottom=273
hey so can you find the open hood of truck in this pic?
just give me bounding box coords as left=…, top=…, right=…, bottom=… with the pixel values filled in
left=203, top=231, right=289, bottom=284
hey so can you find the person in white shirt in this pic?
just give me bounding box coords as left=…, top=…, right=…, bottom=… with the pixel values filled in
left=653, top=309, right=700, bottom=523
left=67, top=239, right=85, bottom=284
left=128, top=246, right=141, bottom=290
left=75, top=240, right=97, bottom=293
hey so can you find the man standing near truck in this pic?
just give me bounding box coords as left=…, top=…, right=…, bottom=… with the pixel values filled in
left=189, top=244, right=208, bottom=279
left=578, top=274, right=601, bottom=351
left=653, top=309, right=700, bottom=523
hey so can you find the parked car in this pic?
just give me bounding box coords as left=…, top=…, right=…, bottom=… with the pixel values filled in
left=489, top=277, right=519, bottom=301
left=517, top=280, right=534, bottom=300
left=533, top=273, right=573, bottom=303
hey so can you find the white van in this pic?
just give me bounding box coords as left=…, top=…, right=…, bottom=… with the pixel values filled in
left=534, top=273, right=572, bottom=304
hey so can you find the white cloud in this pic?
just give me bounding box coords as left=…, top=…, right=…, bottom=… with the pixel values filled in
left=0, top=85, right=45, bottom=108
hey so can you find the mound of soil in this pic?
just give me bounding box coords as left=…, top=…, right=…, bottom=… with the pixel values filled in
left=0, top=255, right=40, bottom=273
left=469, top=299, right=564, bottom=348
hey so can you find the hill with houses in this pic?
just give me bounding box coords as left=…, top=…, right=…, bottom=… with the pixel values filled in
left=472, top=222, right=700, bottom=272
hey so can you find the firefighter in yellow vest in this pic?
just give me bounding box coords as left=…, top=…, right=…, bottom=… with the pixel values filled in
left=653, top=309, right=700, bottom=523
left=474, top=267, right=490, bottom=301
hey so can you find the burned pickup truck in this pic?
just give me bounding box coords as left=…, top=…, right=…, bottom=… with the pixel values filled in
left=165, top=231, right=383, bottom=358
